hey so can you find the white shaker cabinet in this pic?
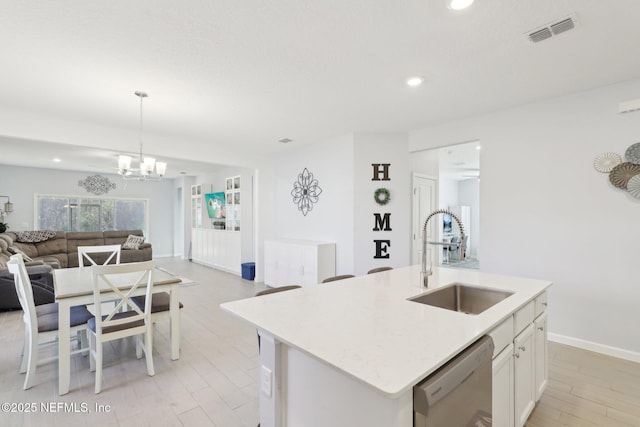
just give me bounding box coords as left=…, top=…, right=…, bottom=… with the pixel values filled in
left=492, top=343, right=515, bottom=427
left=491, top=291, right=548, bottom=427
left=534, top=304, right=548, bottom=401
left=264, top=239, right=336, bottom=287
left=514, top=323, right=535, bottom=427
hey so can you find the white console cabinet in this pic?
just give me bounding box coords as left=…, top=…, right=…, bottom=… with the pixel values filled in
left=264, top=239, right=335, bottom=287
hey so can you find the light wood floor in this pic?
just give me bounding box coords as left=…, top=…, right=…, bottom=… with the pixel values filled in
left=0, top=258, right=638, bottom=426
left=526, top=340, right=640, bottom=427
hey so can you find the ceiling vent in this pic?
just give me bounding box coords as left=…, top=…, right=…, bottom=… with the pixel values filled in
left=527, top=15, right=576, bottom=43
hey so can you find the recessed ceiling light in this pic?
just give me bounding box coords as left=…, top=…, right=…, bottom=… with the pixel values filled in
left=476, top=145, right=482, bottom=150
left=52, top=158, right=61, bottom=162
left=279, top=138, right=293, bottom=144
left=447, top=0, right=474, bottom=11
left=406, top=77, right=424, bottom=87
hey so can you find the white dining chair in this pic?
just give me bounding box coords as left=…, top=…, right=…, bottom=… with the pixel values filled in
left=78, top=244, right=121, bottom=268
left=87, top=260, right=156, bottom=393
left=7, top=254, right=92, bottom=390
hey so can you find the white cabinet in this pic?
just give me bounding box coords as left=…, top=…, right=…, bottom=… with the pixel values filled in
left=490, top=291, right=548, bottom=427
left=191, top=184, right=204, bottom=229
left=492, top=343, right=514, bottom=427
left=264, top=239, right=336, bottom=287
left=534, top=308, right=548, bottom=402
left=191, top=229, right=242, bottom=275
left=514, top=324, right=535, bottom=427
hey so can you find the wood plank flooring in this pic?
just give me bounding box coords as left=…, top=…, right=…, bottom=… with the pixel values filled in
left=0, top=258, right=638, bottom=426
left=526, top=337, right=640, bottom=426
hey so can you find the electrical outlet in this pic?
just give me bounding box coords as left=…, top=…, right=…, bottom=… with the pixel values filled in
left=261, top=365, right=272, bottom=397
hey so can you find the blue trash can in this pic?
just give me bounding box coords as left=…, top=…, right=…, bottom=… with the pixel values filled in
left=241, top=262, right=255, bottom=281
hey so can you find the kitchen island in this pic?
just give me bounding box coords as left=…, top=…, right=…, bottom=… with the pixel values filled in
left=221, top=265, right=552, bottom=427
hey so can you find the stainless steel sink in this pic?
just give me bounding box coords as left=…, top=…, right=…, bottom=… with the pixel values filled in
left=408, top=283, right=513, bottom=315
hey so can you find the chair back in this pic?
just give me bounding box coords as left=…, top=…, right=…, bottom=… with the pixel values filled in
left=322, top=274, right=355, bottom=283
left=7, top=254, right=38, bottom=331
left=255, top=285, right=301, bottom=297
left=78, top=245, right=122, bottom=268
left=367, top=267, right=393, bottom=274
left=90, top=261, right=155, bottom=337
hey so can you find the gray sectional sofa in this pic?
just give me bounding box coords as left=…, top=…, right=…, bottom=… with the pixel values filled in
left=0, top=230, right=152, bottom=310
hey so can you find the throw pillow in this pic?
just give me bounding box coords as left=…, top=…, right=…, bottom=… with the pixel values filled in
left=15, top=230, right=57, bottom=243
left=8, top=246, right=34, bottom=262
left=122, top=234, right=145, bottom=250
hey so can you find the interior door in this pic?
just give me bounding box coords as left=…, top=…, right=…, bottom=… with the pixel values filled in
left=412, top=174, right=437, bottom=266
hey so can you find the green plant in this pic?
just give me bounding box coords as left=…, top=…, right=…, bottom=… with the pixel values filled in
left=0, top=222, right=8, bottom=233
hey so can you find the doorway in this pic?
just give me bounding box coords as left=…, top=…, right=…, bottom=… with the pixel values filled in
left=410, top=141, right=480, bottom=270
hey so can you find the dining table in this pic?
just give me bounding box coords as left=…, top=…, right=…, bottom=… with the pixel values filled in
left=53, top=265, right=191, bottom=395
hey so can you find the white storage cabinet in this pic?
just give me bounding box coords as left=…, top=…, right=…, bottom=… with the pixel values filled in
left=264, top=239, right=336, bottom=287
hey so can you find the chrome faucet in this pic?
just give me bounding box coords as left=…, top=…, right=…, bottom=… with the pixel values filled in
left=420, top=209, right=466, bottom=288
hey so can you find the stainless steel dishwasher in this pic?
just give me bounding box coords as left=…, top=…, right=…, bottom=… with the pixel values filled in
left=413, top=336, right=494, bottom=427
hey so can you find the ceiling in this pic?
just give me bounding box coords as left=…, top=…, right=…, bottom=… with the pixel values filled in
left=1, top=0, right=640, bottom=175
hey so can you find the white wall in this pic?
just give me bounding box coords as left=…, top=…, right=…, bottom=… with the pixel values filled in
left=410, top=77, right=640, bottom=358
left=0, top=164, right=175, bottom=256
left=261, top=134, right=356, bottom=276
left=353, top=133, right=411, bottom=274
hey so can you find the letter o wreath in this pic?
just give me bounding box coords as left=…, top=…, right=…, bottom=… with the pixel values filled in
left=374, top=188, right=390, bottom=206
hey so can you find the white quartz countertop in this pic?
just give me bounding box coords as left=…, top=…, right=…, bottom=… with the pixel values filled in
left=221, top=265, right=552, bottom=398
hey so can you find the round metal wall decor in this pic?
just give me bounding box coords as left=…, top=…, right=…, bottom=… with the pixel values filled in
left=608, top=162, right=640, bottom=189
left=593, top=152, right=621, bottom=173
left=291, top=168, right=322, bottom=216
left=625, top=142, right=640, bottom=164
left=627, top=175, right=640, bottom=198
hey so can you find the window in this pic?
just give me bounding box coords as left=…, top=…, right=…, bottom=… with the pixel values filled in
left=36, top=195, right=148, bottom=234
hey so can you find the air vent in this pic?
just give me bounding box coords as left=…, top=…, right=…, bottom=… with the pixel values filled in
left=550, top=17, right=574, bottom=35
left=527, top=15, right=576, bottom=43
left=529, top=28, right=552, bottom=43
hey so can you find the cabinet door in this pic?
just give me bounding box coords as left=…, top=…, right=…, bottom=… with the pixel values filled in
left=264, top=242, right=278, bottom=286
left=301, top=246, right=319, bottom=286
left=492, top=343, right=514, bottom=427
left=535, top=312, right=548, bottom=401
left=514, top=324, right=535, bottom=427
left=192, top=229, right=201, bottom=262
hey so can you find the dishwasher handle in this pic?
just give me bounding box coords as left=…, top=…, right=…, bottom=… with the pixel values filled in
left=414, top=335, right=494, bottom=416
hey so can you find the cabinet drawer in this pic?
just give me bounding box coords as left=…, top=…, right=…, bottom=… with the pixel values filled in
left=488, top=316, right=514, bottom=358
left=534, top=292, right=548, bottom=318
left=514, top=301, right=534, bottom=336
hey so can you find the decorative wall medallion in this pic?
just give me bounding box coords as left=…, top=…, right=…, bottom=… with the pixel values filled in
left=625, top=142, right=640, bottom=164
left=627, top=175, right=640, bottom=198
left=374, top=187, right=391, bottom=206
left=593, top=152, right=622, bottom=173
left=608, top=162, right=640, bottom=189
left=78, top=175, right=116, bottom=195
left=291, top=168, right=322, bottom=216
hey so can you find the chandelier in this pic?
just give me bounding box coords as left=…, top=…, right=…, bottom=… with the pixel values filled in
left=117, top=91, right=167, bottom=180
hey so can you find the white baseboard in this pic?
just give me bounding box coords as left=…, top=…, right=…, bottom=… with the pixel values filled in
left=548, top=333, right=640, bottom=363
left=153, top=253, right=177, bottom=258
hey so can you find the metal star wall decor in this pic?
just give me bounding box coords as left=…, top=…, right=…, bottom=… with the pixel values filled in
left=78, top=175, right=117, bottom=195
left=291, top=168, right=322, bottom=216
